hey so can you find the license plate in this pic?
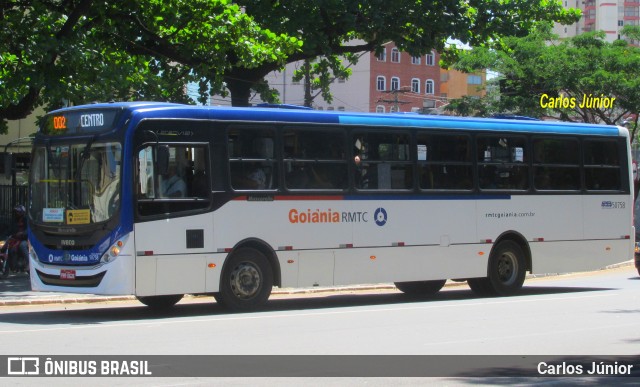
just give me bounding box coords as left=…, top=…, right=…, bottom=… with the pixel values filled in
left=60, top=269, right=76, bottom=280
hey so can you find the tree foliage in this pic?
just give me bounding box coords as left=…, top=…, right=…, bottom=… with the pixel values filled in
left=1, top=0, right=579, bottom=132
left=449, top=26, right=640, bottom=133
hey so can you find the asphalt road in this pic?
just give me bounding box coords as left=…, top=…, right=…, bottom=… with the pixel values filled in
left=0, top=265, right=638, bottom=385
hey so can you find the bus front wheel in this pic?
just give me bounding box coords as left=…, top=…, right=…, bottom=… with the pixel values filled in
left=136, top=294, right=184, bottom=309
left=394, top=279, right=446, bottom=296
left=214, top=247, right=273, bottom=311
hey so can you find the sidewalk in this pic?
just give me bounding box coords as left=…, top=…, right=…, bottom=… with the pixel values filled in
left=0, top=272, right=396, bottom=307
left=0, top=272, right=134, bottom=307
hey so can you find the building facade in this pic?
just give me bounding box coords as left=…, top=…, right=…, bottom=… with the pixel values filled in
left=238, top=42, right=488, bottom=113
left=554, top=0, right=640, bottom=43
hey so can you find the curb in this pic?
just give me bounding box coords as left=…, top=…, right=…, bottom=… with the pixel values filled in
left=0, top=261, right=633, bottom=307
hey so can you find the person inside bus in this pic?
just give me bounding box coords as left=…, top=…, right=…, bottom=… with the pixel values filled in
left=237, top=163, right=267, bottom=189
left=161, top=163, right=187, bottom=197
left=1, top=205, right=29, bottom=276
left=233, top=138, right=272, bottom=189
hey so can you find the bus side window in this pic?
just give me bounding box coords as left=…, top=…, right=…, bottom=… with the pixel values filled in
left=533, top=138, right=580, bottom=191
left=229, top=127, right=277, bottom=190
left=417, top=133, right=472, bottom=191
left=353, top=131, right=412, bottom=190
left=477, top=136, right=528, bottom=191
left=584, top=139, right=621, bottom=191
left=136, top=144, right=211, bottom=217
left=137, top=146, right=156, bottom=198
left=283, top=127, right=347, bottom=191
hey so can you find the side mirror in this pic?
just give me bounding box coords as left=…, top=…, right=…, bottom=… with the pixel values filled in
left=156, top=145, right=170, bottom=176
left=4, top=152, right=13, bottom=179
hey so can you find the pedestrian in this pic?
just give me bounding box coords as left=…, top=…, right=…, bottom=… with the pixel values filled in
left=1, top=205, right=29, bottom=276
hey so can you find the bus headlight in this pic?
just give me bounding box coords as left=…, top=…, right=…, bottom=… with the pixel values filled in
left=102, top=239, right=126, bottom=263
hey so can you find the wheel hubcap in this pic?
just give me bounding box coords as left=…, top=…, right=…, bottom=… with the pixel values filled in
left=229, top=262, right=262, bottom=300
left=497, top=251, right=518, bottom=285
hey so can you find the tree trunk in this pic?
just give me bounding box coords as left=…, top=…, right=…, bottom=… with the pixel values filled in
left=225, top=78, right=253, bottom=107
left=303, top=60, right=313, bottom=108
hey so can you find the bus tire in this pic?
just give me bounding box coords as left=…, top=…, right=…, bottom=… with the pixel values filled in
left=215, top=247, right=273, bottom=311
left=394, top=279, right=446, bottom=296
left=486, top=240, right=526, bottom=296
left=136, top=294, right=183, bottom=309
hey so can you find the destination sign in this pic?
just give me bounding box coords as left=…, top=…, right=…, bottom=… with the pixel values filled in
left=41, top=109, right=122, bottom=135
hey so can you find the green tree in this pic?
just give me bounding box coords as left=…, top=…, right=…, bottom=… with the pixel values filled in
left=232, top=0, right=579, bottom=106
left=1, top=0, right=579, bottom=132
left=0, top=0, right=300, bottom=132
left=450, top=26, right=640, bottom=134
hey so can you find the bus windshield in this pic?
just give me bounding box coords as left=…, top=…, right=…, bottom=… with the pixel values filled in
left=29, top=141, right=122, bottom=226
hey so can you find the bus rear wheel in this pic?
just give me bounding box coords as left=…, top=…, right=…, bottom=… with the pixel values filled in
left=469, top=240, right=526, bottom=296
left=394, top=279, right=446, bottom=296
left=136, top=294, right=184, bottom=309
left=214, top=247, right=273, bottom=311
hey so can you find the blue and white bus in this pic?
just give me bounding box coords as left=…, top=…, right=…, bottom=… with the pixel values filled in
left=26, top=102, right=634, bottom=310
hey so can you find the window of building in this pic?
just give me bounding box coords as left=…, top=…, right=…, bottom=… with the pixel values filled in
left=425, top=51, right=435, bottom=66
left=376, top=105, right=385, bottom=113
left=391, top=77, right=400, bottom=91
left=425, top=79, right=435, bottom=94
left=411, top=56, right=421, bottom=65
left=411, top=78, right=420, bottom=93
left=625, top=7, right=638, bottom=17
left=391, top=48, right=400, bottom=63
left=377, top=48, right=386, bottom=62
left=467, top=75, right=482, bottom=85
left=377, top=76, right=386, bottom=91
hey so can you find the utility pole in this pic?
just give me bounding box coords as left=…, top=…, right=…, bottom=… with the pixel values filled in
left=378, top=87, right=411, bottom=111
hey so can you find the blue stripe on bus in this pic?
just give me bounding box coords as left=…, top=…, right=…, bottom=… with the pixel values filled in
left=56, top=102, right=622, bottom=137
left=338, top=115, right=619, bottom=136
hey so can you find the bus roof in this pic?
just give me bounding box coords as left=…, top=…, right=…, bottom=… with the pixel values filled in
left=49, top=102, right=625, bottom=137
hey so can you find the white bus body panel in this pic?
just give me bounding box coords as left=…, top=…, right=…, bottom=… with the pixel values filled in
left=131, top=193, right=632, bottom=295
left=134, top=212, right=224, bottom=296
